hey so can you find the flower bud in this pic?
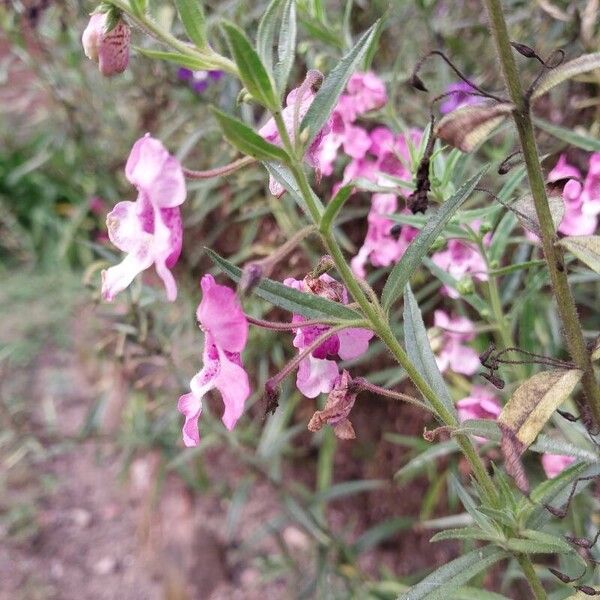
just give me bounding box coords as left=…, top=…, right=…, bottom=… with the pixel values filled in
left=479, top=221, right=493, bottom=235
left=456, top=276, right=474, bottom=296
left=82, top=12, right=130, bottom=77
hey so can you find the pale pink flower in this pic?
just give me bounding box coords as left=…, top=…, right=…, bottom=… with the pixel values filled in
left=541, top=453, right=575, bottom=479
left=102, top=134, right=186, bottom=302
left=433, top=310, right=480, bottom=376
left=346, top=72, right=387, bottom=116
left=259, top=71, right=331, bottom=197
left=342, top=124, right=372, bottom=159
left=284, top=275, right=373, bottom=398
left=82, top=12, right=130, bottom=77
left=351, top=194, right=418, bottom=277
left=457, top=386, right=501, bottom=443
left=431, top=238, right=488, bottom=299
left=177, top=275, right=250, bottom=447
left=548, top=153, right=600, bottom=236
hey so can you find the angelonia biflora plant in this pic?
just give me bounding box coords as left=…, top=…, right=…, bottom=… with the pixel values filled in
left=86, top=0, right=600, bottom=597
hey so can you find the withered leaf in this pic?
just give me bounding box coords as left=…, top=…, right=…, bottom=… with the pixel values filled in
left=499, top=422, right=529, bottom=494
left=499, top=369, right=583, bottom=448
left=434, top=102, right=514, bottom=152
left=513, top=190, right=564, bottom=237
left=532, top=51, right=600, bottom=99
left=557, top=235, right=600, bottom=275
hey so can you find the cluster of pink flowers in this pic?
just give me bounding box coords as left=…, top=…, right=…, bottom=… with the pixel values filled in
left=284, top=274, right=373, bottom=398
left=432, top=310, right=480, bottom=376
left=548, top=153, right=600, bottom=235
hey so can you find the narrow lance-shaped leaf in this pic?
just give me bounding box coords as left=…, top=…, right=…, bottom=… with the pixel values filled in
left=300, top=20, right=380, bottom=147
left=534, top=117, right=600, bottom=152
left=256, top=0, right=282, bottom=72
left=274, top=0, right=297, bottom=95
left=403, top=284, right=457, bottom=420
left=434, top=103, right=514, bottom=153
left=222, top=21, right=279, bottom=110
left=558, top=235, right=600, bottom=274
left=397, top=546, right=509, bottom=600
left=512, top=189, right=564, bottom=238
left=382, top=167, right=487, bottom=310
left=499, top=369, right=583, bottom=448
left=206, top=249, right=362, bottom=320
left=135, top=47, right=215, bottom=70
left=532, top=52, right=600, bottom=99
left=211, top=108, right=289, bottom=162
left=174, top=0, right=208, bottom=49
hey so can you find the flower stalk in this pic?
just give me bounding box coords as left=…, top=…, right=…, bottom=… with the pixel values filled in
left=482, top=0, right=600, bottom=427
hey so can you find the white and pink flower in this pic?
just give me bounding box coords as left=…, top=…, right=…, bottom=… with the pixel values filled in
left=433, top=310, right=480, bottom=376
left=177, top=275, right=250, bottom=447
left=102, top=134, right=186, bottom=302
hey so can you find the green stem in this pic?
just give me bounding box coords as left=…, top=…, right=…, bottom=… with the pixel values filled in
left=516, top=555, right=547, bottom=600
left=483, top=0, right=600, bottom=426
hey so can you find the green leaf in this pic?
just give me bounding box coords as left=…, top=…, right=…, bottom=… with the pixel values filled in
left=534, top=118, right=600, bottom=152
left=397, top=546, right=509, bottom=600
left=256, top=0, right=282, bottom=72
left=532, top=52, right=600, bottom=99
left=300, top=20, right=380, bottom=147
left=174, top=0, right=207, bottom=48
left=381, top=168, right=487, bottom=310
left=352, top=517, right=413, bottom=554
left=558, top=235, right=600, bottom=274
left=504, top=537, right=571, bottom=555
left=222, top=21, right=279, bottom=110
left=211, top=108, right=289, bottom=162
left=430, top=527, right=501, bottom=543
left=274, top=0, right=297, bottom=94
left=206, top=249, right=362, bottom=320
left=403, top=284, right=457, bottom=420
left=319, top=183, right=353, bottom=232
left=312, top=479, right=385, bottom=503
left=394, top=440, right=459, bottom=483
left=449, top=588, right=511, bottom=600
left=520, top=529, right=574, bottom=554
left=134, top=47, right=214, bottom=70
left=130, top=0, right=147, bottom=17
left=449, top=473, right=497, bottom=535
left=264, top=162, right=324, bottom=216
left=499, top=369, right=583, bottom=448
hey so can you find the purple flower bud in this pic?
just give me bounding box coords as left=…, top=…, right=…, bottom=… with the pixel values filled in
left=82, top=13, right=130, bottom=77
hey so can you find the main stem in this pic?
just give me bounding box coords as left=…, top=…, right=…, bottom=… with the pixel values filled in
left=483, top=0, right=600, bottom=426
left=516, top=555, right=546, bottom=600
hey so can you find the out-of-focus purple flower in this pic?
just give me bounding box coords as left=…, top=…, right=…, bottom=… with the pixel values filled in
left=433, top=310, right=480, bottom=375
left=548, top=153, right=600, bottom=235
left=541, top=453, right=575, bottom=479
left=82, top=12, right=130, bottom=77
left=439, top=81, right=483, bottom=114
left=431, top=237, right=488, bottom=299
left=102, top=134, right=186, bottom=302
left=457, top=386, right=501, bottom=442
left=351, top=194, right=419, bottom=277
left=177, top=274, right=250, bottom=447
left=177, top=68, right=224, bottom=94
left=284, top=275, right=373, bottom=398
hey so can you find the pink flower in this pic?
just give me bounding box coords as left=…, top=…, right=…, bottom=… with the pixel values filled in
left=548, top=153, right=600, bottom=236
left=346, top=72, right=387, bottom=116
left=284, top=275, right=373, bottom=398
left=177, top=275, right=250, bottom=447
left=102, top=134, right=186, bottom=302
left=433, top=310, right=480, bottom=376
left=259, top=71, right=331, bottom=197
left=439, top=82, right=484, bottom=114
left=351, top=194, right=419, bottom=277
left=541, top=453, right=575, bottom=479
left=431, top=238, right=488, bottom=299
left=82, top=12, right=130, bottom=77
left=457, top=386, right=501, bottom=442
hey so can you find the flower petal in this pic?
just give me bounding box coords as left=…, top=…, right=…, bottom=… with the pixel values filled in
left=337, top=327, right=374, bottom=360
left=296, top=355, right=338, bottom=398
left=213, top=348, right=250, bottom=430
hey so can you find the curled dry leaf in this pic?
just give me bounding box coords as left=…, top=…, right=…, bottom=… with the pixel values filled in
left=513, top=189, right=564, bottom=237
left=499, top=369, right=583, bottom=449
left=531, top=52, right=600, bottom=100
left=434, top=102, right=514, bottom=153
left=499, top=423, right=529, bottom=493
left=557, top=235, right=600, bottom=275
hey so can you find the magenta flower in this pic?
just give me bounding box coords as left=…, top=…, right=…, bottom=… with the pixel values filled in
left=431, top=238, right=487, bottom=299
left=177, top=275, right=250, bottom=447
left=351, top=194, right=419, bottom=277
left=82, top=12, right=130, bottom=77
left=433, top=310, right=480, bottom=376
left=541, top=453, right=575, bottom=479
left=457, top=386, right=501, bottom=442
left=284, top=275, right=373, bottom=398
left=548, top=153, right=600, bottom=235
left=345, top=72, right=388, bottom=117
left=102, top=134, right=186, bottom=302
left=439, top=81, right=483, bottom=114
